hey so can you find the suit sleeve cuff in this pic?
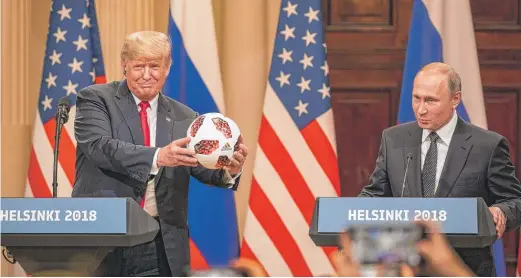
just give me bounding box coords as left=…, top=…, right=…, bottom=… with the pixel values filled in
left=223, top=168, right=242, bottom=188
left=492, top=203, right=512, bottom=228
left=150, top=149, right=160, bottom=175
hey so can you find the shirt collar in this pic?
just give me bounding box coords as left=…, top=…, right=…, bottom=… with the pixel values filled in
left=421, top=111, right=458, bottom=145
left=131, top=92, right=159, bottom=113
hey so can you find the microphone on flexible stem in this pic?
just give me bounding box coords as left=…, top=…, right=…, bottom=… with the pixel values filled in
left=400, top=153, right=413, bottom=197
left=52, top=96, right=71, bottom=198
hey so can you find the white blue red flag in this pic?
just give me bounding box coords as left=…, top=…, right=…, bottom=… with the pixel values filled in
left=18, top=0, right=106, bottom=275
left=239, top=0, right=341, bottom=276
left=399, top=0, right=505, bottom=276
left=25, top=0, right=106, bottom=198
left=163, top=0, right=238, bottom=269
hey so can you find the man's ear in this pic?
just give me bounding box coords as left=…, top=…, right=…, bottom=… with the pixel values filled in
left=121, top=60, right=127, bottom=75
left=452, top=91, right=462, bottom=108
left=165, top=61, right=172, bottom=76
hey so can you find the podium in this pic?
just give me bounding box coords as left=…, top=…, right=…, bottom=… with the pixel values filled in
left=0, top=197, right=159, bottom=276
left=309, top=197, right=496, bottom=248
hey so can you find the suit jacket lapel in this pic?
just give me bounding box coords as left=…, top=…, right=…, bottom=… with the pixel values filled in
left=114, top=80, right=144, bottom=146
left=156, top=94, right=173, bottom=148
left=436, top=118, right=473, bottom=197
left=155, top=94, right=175, bottom=187
left=404, top=125, right=423, bottom=197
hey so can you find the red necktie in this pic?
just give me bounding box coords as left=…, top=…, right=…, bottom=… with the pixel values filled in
left=138, top=101, right=150, bottom=208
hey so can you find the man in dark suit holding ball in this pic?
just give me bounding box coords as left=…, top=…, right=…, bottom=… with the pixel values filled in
left=72, top=31, right=248, bottom=277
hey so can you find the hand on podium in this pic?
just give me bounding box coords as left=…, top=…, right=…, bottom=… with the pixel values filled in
left=489, top=206, right=506, bottom=238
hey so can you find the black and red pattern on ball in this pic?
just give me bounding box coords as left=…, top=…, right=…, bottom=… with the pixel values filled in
left=194, top=140, right=219, bottom=155
left=234, top=134, right=243, bottom=152
left=190, top=115, right=206, bottom=137
left=212, top=117, right=232, bottom=138
left=216, top=155, right=231, bottom=168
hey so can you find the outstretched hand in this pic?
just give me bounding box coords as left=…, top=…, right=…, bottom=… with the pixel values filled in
left=157, top=137, right=198, bottom=168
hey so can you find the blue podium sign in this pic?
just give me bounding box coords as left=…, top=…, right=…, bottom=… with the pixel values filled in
left=317, top=197, right=477, bottom=234
left=0, top=198, right=127, bottom=234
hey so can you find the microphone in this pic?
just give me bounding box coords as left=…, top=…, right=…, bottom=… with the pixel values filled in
left=52, top=96, right=71, bottom=198
left=400, top=153, right=413, bottom=197
left=57, top=96, right=71, bottom=124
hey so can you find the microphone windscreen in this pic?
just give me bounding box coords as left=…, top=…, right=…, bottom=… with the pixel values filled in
left=58, top=96, right=71, bottom=111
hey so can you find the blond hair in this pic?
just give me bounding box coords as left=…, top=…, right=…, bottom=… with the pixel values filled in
left=419, top=62, right=461, bottom=94
left=120, top=31, right=172, bottom=66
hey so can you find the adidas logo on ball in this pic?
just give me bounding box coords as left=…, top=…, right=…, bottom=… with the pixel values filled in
left=221, top=142, right=232, bottom=151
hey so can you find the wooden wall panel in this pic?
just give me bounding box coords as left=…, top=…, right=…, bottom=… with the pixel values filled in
left=326, top=0, right=521, bottom=275
left=470, top=0, right=520, bottom=29
left=484, top=90, right=521, bottom=276
left=333, top=92, right=391, bottom=196
left=471, top=1, right=521, bottom=271
left=484, top=92, right=519, bottom=167
left=329, top=0, right=392, bottom=26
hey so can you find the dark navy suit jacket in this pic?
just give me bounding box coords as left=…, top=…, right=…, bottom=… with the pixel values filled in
left=359, top=118, right=521, bottom=276
left=72, top=80, right=239, bottom=275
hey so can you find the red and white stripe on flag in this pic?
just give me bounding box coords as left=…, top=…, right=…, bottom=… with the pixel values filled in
left=239, top=0, right=341, bottom=276
left=25, top=0, right=106, bottom=198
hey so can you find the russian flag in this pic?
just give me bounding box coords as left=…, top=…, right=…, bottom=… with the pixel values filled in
left=399, top=0, right=505, bottom=276
left=163, top=0, right=239, bottom=269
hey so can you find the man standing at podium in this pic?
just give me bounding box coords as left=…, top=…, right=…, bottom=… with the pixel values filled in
left=359, top=62, right=521, bottom=276
left=72, top=31, right=248, bottom=276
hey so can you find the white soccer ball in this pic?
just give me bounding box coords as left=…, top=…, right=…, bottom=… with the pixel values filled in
left=187, top=113, right=242, bottom=169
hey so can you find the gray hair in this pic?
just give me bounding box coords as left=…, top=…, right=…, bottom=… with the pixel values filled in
left=419, top=62, right=461, bottom=94
left=446, top=67, right=461, bottom=94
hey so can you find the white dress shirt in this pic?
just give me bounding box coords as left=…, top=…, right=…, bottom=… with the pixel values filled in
left=133, top=94, right=160, bottom=217
left=420, top=111, right=458, bottom=193
left=131, top=93, right=240, bottom=217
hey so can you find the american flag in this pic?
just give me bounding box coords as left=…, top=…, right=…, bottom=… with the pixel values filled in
left=239, top=0, right=340, bottom=276
left=25, top=0, right=106, bottom=198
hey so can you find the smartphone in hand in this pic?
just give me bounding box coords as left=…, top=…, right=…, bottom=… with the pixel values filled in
left=345, top=222, right=426, bottom=267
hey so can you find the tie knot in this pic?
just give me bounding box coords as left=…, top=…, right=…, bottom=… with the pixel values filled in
left=138, top=101, right=150, bottom=111
left=428, top=132, right=440, bottom=143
